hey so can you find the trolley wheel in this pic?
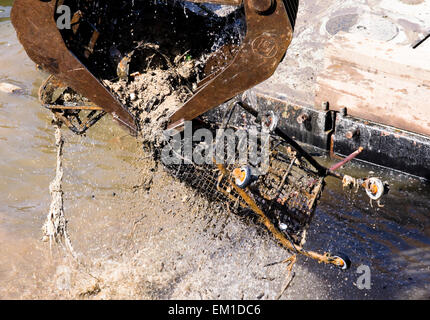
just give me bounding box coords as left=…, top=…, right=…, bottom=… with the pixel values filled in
left=332, top=252, right=351, bottom=270
left=233, top=166, right=252, bottom=189
left=365, top=177, right=385, bottom=201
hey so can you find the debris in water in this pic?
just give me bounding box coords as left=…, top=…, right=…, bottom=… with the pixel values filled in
left=0, top=82, right=23, bottom=94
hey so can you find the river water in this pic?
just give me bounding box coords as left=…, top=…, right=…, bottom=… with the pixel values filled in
left=0, top=1, right=429, bottom=299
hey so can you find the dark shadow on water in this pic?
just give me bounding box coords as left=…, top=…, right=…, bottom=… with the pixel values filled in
left=298, top=159, right=430, bottom=299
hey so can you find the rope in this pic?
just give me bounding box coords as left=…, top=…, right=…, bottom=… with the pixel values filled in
left=42, top=116, right=77, bottom=259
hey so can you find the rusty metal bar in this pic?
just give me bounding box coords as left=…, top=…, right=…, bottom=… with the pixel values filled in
left=329, top=147, right=364, bottom=172
left=45, top=105, right=103, bottom=111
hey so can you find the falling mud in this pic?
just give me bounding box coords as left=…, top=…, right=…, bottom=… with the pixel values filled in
left=103, top=52, right=203, bottom=148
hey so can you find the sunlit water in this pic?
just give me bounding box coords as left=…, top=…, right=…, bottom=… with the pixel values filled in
left=0, top=1, right=428, bottom=299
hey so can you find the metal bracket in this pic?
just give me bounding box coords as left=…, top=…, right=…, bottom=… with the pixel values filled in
left=46, top=104, right=106, bottom=136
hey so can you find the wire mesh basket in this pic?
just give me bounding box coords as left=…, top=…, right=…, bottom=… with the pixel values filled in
left=163, top=103, right=325, bottom=246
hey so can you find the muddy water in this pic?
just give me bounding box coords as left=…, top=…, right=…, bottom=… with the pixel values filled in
left=0, top=2, right=429, bottom=300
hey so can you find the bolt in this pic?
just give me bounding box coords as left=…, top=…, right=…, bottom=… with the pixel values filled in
left=340, top=107, right=347, bottom=117
left=297, top=113, right=309, bottom=124
left=345, top=128, right=360, bottom=139
left=250, top=0, right=274, bottom=14
left=322, top=101, right=330, bottom=111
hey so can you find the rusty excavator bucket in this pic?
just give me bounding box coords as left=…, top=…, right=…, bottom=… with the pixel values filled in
left=11, top=0, right=388, bottom=270
left=11, top=0, right=297, bottom=135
